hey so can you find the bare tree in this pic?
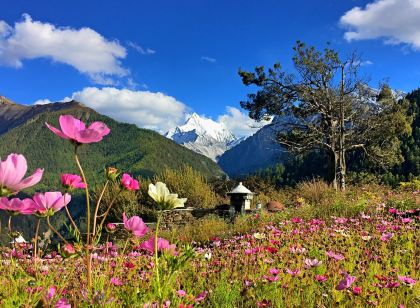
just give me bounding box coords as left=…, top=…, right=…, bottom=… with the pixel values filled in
left=239, top=41, right=411, bottom=190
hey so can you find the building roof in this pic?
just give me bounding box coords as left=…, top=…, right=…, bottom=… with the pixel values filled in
left=228, top=182, right=254, bottom=195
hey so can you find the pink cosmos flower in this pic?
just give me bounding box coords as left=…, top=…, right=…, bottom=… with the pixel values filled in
left=32, top=192, right=71, bottom=216
left=55, top=298, right=71, bottom=308
left=122, top=212, right=148, bottom=237
left=61, top=174, right=86, bottom=190
left=264, top=275, right=279, bottom=282
left=61, top=243, right=76, bottom=258
left=380, top=232, right=394, bottom=242
left=352, top=286, right=362, bottom=295
left=177, top=290, right=186, bottom=297
left=401, top=218, right=413, bottom=224
left=0, top=154, right=43, bottom=195
left=286, top=268, right=301, bottom=276
left=121, top=173, right=139, bottom=191
left=398, top=275, right=416, bottom=286
left=110, top=277, right=123, bottom=286
left=326, top=250, right=345, bottom=261
left=0, top=197, right=36, bottom=215
left=388, top=208, right=398, bottom=214
left=47, top=286, right=56, bottom=299
left=195, top=291, right=208, bottom=303
left=46, top=114, right=110, bottom=144
left=269, top=268, right=280, bottom=275
left=304, top=258, right=322, bottom=268
left=315, top=275, right=328, bottom=282
left=139, top=237, right=176, bottom=255
left=336, top=274, right=356, bottom=290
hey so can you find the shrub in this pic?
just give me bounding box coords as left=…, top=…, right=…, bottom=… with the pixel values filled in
left=296, top=179, right=334, bottom=206
left=154, top=166, right=218, bottom=208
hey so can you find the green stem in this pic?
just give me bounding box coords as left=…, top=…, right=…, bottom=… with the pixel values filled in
left=64, top=202, right=80, bottom=238
left=33, top=218, right=41, bottom=261
left=74, top=145, right=92, bottom=291
left=92, top=180, right=109, bottom=237
left=74, top=149, right=91, bottom=245
left=47, top=216, right=69, bottom=245
left=8, top=216, right=12, bottom=234
left=155, top=212, right=162, bottom=301
left=95, top=190, right=121, bottom=241
left=121, top=237, right=130, bottom=255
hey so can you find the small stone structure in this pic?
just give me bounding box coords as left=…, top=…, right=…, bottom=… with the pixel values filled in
left=227, top=182, right=255, bottom=215
left=160, top=208, right=216, bottom=229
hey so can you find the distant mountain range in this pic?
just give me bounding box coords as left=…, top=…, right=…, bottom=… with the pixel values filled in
left=0, top=96, right=224, bottom=191
left=218, top=116, right=289, bottom=176
left=165, top=113, right=244, bottom=162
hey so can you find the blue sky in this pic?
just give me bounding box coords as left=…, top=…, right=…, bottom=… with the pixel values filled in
left=1, top=0, right=420, bottom=136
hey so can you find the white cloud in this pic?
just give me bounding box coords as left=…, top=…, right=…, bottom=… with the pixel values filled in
left=0, top=14, right=127, bottom=83
left=34, top=91, right=267, bottom=138
left=218, top=106, right=271, bottom=138
left=61, top=87, right=188, bottom=133
left=33, top=99, right=53, bottom=105
left=340, top=0, right=420, bottom=50
left=201, top=56, right=216, bottom=63
left=127, top=41, right=156, bottom=55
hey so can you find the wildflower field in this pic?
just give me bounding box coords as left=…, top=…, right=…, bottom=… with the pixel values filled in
left=0, top=115, right=418, bottom=307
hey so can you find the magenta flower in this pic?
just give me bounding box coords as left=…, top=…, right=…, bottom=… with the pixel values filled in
left=121, top=173, right=139, bottom=191
left=195, top=291, right=208, bottom=303
left=264, top=275, right=279, bottom=282
left=122, top=212, right=148, bottom=237
left=286, top=268, right=301, bottom=276
left=352, top=286, right=362, bottom=295
left=269, top=268, right=280, bottom=275
left=326, top=250, right=345, bottom=261
left=61, top=243, right=76, bottom=258
left=139, top=237, right=176, bottom=254
left=380, top=232, right=394, bottom=242
left=61, top=174, right=86, bottom=190
left=46, top=114, right=110, bottom=144
left=55, top=298, right=71, bottom=308
left=315, top=275, right=328, bottom=282
left=110, top=277, right=123, bottom=286
left=0, top=197, right=36, bottom=215
left=398, top=275, right=416, bottom=286
left=176, top=290, right=186, bottom=297
left=32, top=192, right=71, bottom=217
left=0, top=154, right=43, bottom=196
left=336, top=274, right=356, bottom=290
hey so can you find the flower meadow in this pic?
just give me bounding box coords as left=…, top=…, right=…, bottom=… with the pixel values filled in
left=0, top=115, right=418, bottom=307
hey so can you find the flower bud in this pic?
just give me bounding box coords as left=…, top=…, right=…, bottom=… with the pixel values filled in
left=106, top=167, right=120, bottom=181
left=105, top=223, right=117, bottom=233
left=60, top=243, right=76, bottom=258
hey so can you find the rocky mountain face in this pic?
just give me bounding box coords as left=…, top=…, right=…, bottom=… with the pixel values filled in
left=165, top=113, right=240, bottom=162
left=218, top=116, right=289, bottom=177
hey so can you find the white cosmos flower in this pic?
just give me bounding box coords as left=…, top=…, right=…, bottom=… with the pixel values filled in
left=148, top=182, right=187, bottom=210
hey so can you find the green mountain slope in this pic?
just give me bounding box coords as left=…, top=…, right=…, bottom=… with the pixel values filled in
left=0, top=100, right=224, bottom=192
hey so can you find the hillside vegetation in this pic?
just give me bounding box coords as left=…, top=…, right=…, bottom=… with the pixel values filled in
left=0, top=101, right=224, bottom=192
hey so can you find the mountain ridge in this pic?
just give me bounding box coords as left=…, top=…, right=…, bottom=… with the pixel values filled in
left=165, top=113, right=239, bottom=161
left=0, top=96, right=224, bottom=190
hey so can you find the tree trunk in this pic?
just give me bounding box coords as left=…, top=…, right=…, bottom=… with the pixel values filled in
left=339, top=149, right=346, bottom=191
left=332, top=151, right=339, bottom=190
left=338, top=64, right=346, bottom=191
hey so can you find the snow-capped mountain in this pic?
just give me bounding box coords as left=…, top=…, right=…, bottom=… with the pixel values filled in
left=165, top=113, right=240, bottom=161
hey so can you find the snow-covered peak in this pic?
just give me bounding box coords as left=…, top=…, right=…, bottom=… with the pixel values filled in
left=170, top=113, right=236, bottom=143
left=165, top=113, right=240, bottom=161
